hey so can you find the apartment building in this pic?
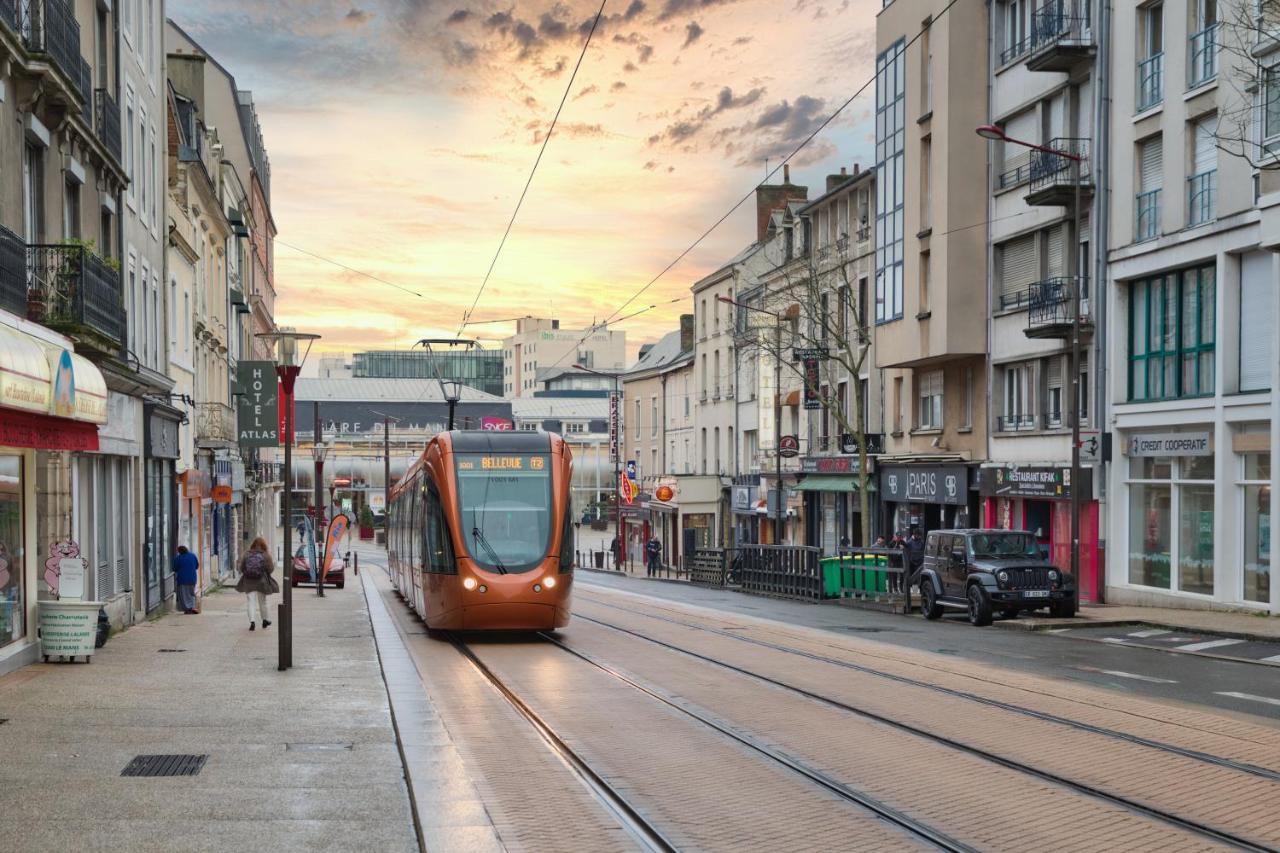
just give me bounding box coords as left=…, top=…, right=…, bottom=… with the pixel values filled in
left=503, top=317, right=625, bottom=397
left=875, top=0, right=990, bottom=537
left=1104, top=0, right=1279, bottom=612
left=981, top=0, right=1106, bottom=600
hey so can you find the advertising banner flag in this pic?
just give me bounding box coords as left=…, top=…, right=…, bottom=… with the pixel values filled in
left=322, top=513, right=350, bottom=585
left=297, top=515, right=319, bottom=583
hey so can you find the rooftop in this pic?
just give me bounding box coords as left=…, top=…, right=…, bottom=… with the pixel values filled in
left=293, top=378, right=505, bottom=403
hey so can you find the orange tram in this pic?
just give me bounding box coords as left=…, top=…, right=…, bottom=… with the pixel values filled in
left=387, top=430, right=574, bottom=631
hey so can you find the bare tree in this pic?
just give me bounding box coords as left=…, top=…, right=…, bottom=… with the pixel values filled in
left=736, top=230, right=876, bottom=546
left=1212, top=0, right=1280, bottom=170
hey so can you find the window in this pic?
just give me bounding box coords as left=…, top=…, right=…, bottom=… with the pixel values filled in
left=1188, top=0, right=1218, bottom=87
left=1136, top=136, right=1162, bottom=241
left=838, top=285, right=851, bottom=338
left=700, top=354, right=707, bottom=399
left=961, top=367, right=973, bottom=429
left=874, top=39, right=905, bottom=323
left=1137, top=4, right=1164, bottom=110
left=1240, top=445, right=1270, bottom=603
left=63, top=178, right=80, bottom=240
left=634, top=399, right=641, bottom=440
left=23, top=144, right=44, bottom=243
left=1127, top=454, right=1214, bottom=594
left=1263, top=66, right=1280, bottom=147
left=1001, top=363, right=1032, bottom=430
left=921, top=22, right=932, bottom=112
left=892, top=376, right=903, bottom=433
left=997, top=233, right=1038, bottom=308
left=920, top=136, right=931, bottom=230
left=1188, top=115, right=1216, bottom=225
left=100, top=209, right=112, bottom=255
left=1045, top=355, right=1065, bottom=426
left=0, top=455, right=23, bottom=650
left=916, top=370, right=943, bottom=430
left=125, top=94, right=136, bottom=205
left=1000, top=0, right=1030, bottom=62
left=650, top=396, right=657, bottom=436
left=1128, top=263, right=1216, bottom=400
left=1240, top=251, right=1274, bottom=392
left=918, top=251, right=931, bottom=314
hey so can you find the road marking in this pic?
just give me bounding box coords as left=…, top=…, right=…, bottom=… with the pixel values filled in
left=1174, top=638, right=1245, bottom=652
left=1042, top=628, right=1071, bottom=633
left=1128, top=628, right=1171, bottom=638
left=1215, top=691, right=1280, bottom=708
left=1261, top=655, right=1280, bottom=664
left=1101, top=637, right=1128, bottom=644
left=1072, top=666, right=1178, bottom=684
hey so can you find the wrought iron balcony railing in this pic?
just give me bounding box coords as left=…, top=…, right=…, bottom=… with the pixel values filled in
left=26, top=243, right=124, bottom=347
left=1027, top=276, right=1091, bottom=337
left=1187, top=170, right=1216, bottom=226
left=1137, top=52, right=1164, bottom=111
left=1028, top=138, right=1092, bottom=195
left=94, top=89, right=122, bottom=164
left=19, top=0, right=83, bottom=100
left=1028, top=0, right=1094, bottom=70
left=1188, top=23, right=1218, bottom=88
left=0, top=225, right=26, bottom=317
left=1136, top=188, right=1161, bottom=242
left=996, top=414, right=1037, bottom=432
left=195, top=402, right=237, bottom=446
left=997, top=150, right=1032, bottom=190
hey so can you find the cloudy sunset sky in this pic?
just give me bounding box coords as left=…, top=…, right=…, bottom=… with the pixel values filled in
left=167, top=0, right=878, bottom=359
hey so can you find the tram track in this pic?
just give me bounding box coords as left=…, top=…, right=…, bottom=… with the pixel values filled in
left=564, top=604, right=1280, bottom=853
left=579, top=594, right=1280, bottom=782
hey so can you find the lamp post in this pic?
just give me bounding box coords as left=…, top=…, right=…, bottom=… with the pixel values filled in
left=369, top=409, right=400, bottom=524
left=574, top=364, right=622, bottom=569
left=439, top=378, right=462, bottom=430
left=717, top=295, right=786, bottom=545
left=977, top=124, right=1084, bottom=605
left=312, top=434, right=329, bottom=598
left=255, top=329, right=320, bottom=672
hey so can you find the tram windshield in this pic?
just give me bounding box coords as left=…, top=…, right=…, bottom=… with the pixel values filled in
left=455, top=453, right=553, bottom=573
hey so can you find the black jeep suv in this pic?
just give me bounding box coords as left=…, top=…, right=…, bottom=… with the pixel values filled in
left=917, top=529, right=1077, bottom=626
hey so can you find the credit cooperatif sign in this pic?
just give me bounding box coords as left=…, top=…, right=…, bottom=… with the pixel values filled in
left=1125, top=431, right=1212, bottom=457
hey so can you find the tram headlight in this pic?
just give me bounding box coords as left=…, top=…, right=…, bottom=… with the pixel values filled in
left=478, top=585, right=487, bottom=594
left=463, top=577, right=478, bottom=591
left=543, top=576, right=557, bottom=589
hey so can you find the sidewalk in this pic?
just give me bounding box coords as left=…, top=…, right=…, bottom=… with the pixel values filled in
left=1005, top=603, right=1280, bottom=641
left=0, top=578, right=418, bottom=852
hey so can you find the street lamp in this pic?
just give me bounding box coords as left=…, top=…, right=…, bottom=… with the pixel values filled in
left=717, top=295, right=788, bottom=545
left=255, top=328, right=320, bottom=672
left=369, top=409, right=401, bottom=525
left=976, top=123, right=1085, bottom=607
left=439, top=378, right=462, bottom=430
left=575, top=364, right=623, bottom=570
left=312, top=437, right=329, bottom=598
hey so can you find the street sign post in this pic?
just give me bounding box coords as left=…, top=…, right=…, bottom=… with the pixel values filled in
left=608, top=391, right=619, bottom=463
left=1079, top=429, right=1101, bottom=464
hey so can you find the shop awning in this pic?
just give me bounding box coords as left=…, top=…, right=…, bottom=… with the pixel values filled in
left=0, top=323, right=108, bottom=425
left=794, top=475, right=874, bottom=492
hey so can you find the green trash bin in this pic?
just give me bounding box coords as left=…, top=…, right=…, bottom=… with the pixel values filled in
left=819, top=557, right=845, bottom=599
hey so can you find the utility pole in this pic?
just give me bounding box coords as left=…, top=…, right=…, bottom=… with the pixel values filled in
left=774, top=320, right=784, bottom=545
left=313, top=403, right=326, bottom=598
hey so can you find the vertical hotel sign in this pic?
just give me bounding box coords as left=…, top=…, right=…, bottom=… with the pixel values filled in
left=236, top=361, right=279, bottom=447
left=608, top=391, right=620, bottom=463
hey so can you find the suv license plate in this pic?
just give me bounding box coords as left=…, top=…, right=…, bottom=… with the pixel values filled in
left=1023, top=590, right=1050, bottom=598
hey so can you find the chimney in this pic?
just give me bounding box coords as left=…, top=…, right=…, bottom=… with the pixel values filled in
left=826, top=165, right=855, bottom=193
left=679, top=314, right=694, bottom=353
left=755, top=166, right=809, bottom=243
left=840, top=166, right=847, bottom=175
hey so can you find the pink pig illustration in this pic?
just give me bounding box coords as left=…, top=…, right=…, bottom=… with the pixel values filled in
left=44, top=540, right=84, bottom=598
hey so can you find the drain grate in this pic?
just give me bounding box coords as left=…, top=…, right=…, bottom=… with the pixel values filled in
left=121, top=754, right=208, bottom=777
left=286, top=742, right=353, bottom=752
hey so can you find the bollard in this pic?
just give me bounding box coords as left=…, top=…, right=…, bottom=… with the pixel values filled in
left=354, top=552, right=359, bottom=575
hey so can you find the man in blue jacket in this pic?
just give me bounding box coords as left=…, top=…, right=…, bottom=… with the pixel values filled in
left=173, top=546, right=200, bottom=614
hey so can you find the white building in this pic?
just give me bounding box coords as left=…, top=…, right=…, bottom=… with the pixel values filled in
left=502, top=318, right=625, bottom=397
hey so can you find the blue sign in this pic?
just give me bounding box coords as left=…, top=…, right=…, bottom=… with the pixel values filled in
left=626, top=460, right=637, bottom=481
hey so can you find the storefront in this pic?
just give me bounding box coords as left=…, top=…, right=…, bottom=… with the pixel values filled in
left=0, top=321, right=106, bottom=675
left=878, top=464, right=975, bottom=537
left=674, top=474, right=720, bottom=560
left=619, top=496, right=650, bottom=569
left=731, top=482, right=759, bottom=547
left=143, top=405, right=181, bottom=613
left=978, top=465, right=1100, bottom=602
left=796, top=456, right=874, bottom=552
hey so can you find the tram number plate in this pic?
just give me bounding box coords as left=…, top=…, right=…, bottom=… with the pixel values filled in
left=1022, top=590, right=1049, bottom=598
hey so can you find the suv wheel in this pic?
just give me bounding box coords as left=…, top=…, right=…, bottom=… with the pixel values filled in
left=1050, top=598, right=1077, bottom=618
left=920, top=582, right=943, bottom=620
left=967, top=584, right=993, bottom=627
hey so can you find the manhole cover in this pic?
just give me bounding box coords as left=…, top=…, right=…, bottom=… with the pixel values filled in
left=836, top=626, right=887, bottom=633
left=286, top=743, right=353, bottom=752
left=157, top=649, right=186, bottom=653
left=121, top=754, right=208, bottom=777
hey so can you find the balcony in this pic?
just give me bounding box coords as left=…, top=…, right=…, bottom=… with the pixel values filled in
left=997, top=150, right=1032, bottom=191
left=1187, top=170, right=1216, bottom=226
left=1025, top=276, right=1093, bottom=339
left=1135, top=188, right=1161, bottom=242
left=1137, top=53, right=1164, bottom=112
left=94, top=89, right=122, bottom=164
left=0, top=225, right=26, bottom=317
left=1026, top=0, right=1095, bottom=72
left=26, top=243, right=125, bottom=352
left=1188, top=24, right=1218, bottom=88
left=1025, top=138, right=1093, bottom=207
left=195, top=402, right=236, bottom=447
left=996, top=414, right=1038, bottom=432
left=18, top=0, right=84, bottom=101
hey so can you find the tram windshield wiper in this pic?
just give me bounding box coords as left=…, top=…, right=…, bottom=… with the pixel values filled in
left=471, top=524, right=507, bottom=574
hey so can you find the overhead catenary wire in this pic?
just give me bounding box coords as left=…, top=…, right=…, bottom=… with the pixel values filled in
left=456, top=0, right=609, bottom=337
left=542, top=0, right=963, bottom=372
left=275, top=238, right=451, bottom=307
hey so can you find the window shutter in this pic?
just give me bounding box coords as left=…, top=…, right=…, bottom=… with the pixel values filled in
left=1046, top=224, right=1067, bottom=277
left=999, top=234, right=1039, bottom=299
left=1046, top=355, right=1065, bottom=389
left=1240, top=252, right=1274, bottom=391
left=1140, top=137, right=1162, bottom=190
left=1193, top=118, right=1216, bottom=175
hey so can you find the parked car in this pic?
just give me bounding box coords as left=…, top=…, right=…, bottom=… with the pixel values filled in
left=290, top=547, right=345, bottom=590
left=917, top=529, right=1076, bottom=626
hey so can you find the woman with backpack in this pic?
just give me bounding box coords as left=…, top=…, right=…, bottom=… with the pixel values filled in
left=236, top=537, right=280, bottom=631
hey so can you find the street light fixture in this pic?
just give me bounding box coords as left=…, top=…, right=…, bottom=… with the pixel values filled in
left=976, top=123, right=1085, bottom=609
left=439, top=378, right=462, bottom=430
left=369, top=409, right=401, bottom=526
left=255, top=328, right=320, bottom=672
left=575, top=363, right=623, bottom=570
left=312, top=438, right=329, bottom=598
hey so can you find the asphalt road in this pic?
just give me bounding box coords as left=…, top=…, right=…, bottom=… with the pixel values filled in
left=577, top=571, right=1280, bottom=724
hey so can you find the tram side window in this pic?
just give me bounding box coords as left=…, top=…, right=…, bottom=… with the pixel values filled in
left=424, top=487, right=456, bottom=574
left=408, top=479, right=421, bottom=570
left=559, top=501, right=573, bottom=572
left=388, top=501, right=398, bottom=568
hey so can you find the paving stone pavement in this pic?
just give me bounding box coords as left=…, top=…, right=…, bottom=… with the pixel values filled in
left=0, top=580, right=418, bottom=853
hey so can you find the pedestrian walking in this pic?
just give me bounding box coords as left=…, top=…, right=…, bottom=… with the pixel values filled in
left=236, top=536, right=279, bottom=632
left=610, top=535, right=622, bottom=571
left=173, top=546, right=199, bottom=614
left=645, top=536, right=662, bottom=577
left=904, top=528, right=926, bottom=589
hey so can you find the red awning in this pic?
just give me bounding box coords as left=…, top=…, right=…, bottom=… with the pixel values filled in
left=0, top=408, right=99, bottom=452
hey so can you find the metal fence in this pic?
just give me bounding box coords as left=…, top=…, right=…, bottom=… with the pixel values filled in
left=732, top=545, right=823, bottom=600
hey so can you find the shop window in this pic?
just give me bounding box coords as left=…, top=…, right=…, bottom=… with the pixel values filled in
left=0, top=455, right=23, bottom=650
left=1128, top=264, right=1215, bottom=401
left=1126, top=452, right=1215, bottom=594
left=1240, top=443, right=1270, bottom=604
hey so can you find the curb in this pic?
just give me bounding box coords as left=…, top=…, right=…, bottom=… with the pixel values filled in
left=578, top=566, right=692, bottom=588
left=998, top=616, right=1280, bottom=644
